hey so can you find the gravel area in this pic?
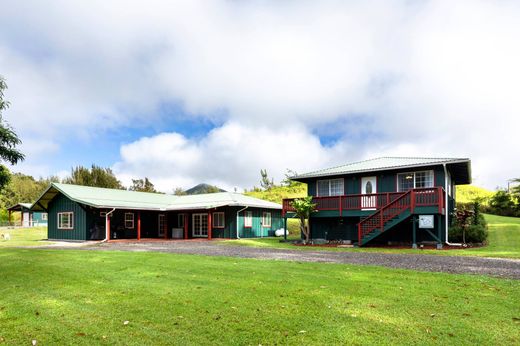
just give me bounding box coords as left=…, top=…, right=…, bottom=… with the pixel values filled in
left=35, top=240, right=520, bottom=280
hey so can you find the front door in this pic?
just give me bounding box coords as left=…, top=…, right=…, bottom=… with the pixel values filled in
left=361, top=176, right=377, bottom=210
left=192, top=213, right=208, bottom=237
left=158, top=214, right=167, bottom=237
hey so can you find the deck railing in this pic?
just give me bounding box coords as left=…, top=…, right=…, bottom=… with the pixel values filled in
left=282, top=187, right=444, bottom=216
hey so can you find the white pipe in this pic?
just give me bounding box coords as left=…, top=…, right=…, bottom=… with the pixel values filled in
left=236, top=206, right=248, bottom=239
left=101, top=208, right=116, bottom=242
left=443, top=164, right=462, bottom=246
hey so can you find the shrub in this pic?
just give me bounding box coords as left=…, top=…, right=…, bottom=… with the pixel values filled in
left=450, top=201, right=488, bottom=244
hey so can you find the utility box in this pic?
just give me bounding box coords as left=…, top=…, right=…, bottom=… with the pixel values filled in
left=171, top=228, right=184, bottom=239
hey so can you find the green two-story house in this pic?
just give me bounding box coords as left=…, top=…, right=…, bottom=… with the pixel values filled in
left=282, top=157, right=472, bottom=248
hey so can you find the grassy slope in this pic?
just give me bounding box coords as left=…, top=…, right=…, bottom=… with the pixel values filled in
left=0, top=227, right=51, bottom=247
left=0, top=249, right=518, bottom=345
left=223, top=214, right=520, bottom=259
left=456, top=185, right=494, bottom=204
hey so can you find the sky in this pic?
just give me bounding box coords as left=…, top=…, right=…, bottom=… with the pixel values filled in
left=0, top=0, right=519, bottom=192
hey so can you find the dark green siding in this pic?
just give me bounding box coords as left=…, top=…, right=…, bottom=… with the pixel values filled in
left=48, top=193, right=88, bottom=240
left=310, top=217, right=359, bottom=240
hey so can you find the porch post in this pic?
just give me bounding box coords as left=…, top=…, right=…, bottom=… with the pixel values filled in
left=8, top=210, right=11, bottom=226
left=184, top=214, right=188, bottom=239
left=436, top=214, right=443, bottom=249
left=283, top=217, right=287, bottom=241
left=412, top=216, right=417, bottom=249
left=106, top=214, right=111, bottom=241
left=208, top=212, right=212, bottom=240
left=137, top=212, right=141, bottom=241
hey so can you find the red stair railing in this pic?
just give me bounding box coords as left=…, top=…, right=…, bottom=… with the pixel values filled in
left=358, top=190, right=412, bottom=245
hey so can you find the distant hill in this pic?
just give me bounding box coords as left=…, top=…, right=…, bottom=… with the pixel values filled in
left=185, top=183, right=226, bottom=195
left=456, top=185, right=494, bottom=204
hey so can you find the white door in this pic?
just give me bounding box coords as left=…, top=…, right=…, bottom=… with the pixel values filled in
left=192, top=214, right=208, bottom=237
left=22, top=212, right=30, bottom=227
left=158, top=214, right=167, bottom=237
left=361, top=176, right=377, bottom=210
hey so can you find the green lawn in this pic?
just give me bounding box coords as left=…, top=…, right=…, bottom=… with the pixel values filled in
left=0, top=227, right=51, bottom=247
left=0, top=249, right=518, bottom=345
left=223, top=214, right=520, bottom=259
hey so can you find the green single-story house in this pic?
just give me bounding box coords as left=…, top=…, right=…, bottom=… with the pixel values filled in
left=283, top=157, right=472, bottom=248
left=30, top=183, right=283, bottom=241
left=7, top=203, right=48, bottom=227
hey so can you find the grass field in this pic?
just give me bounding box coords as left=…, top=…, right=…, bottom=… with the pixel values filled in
left=0, top=227, right=50, bottom=247
left=0, top=248, right=518, bottom=345
left=224, top=214, right=520, bottom=259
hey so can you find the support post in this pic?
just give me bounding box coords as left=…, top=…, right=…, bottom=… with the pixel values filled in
left=106, top=214, right=111, bottom=241
left=137, top=212, right=141, bottom=241
left=412, top=216, right=417, bottom=249
left=339, top=196, right=342, bottom=217
left=283, top=217, right=287, bottom=241
left=208, top=213, right=212, bottom=240
left=410, top=190, right=415, bottom=214
left=184, top=214, right=188, bottom=239
left=436, top=214, right=443, bottom=249
left=8, top=210, right=11, bottom=226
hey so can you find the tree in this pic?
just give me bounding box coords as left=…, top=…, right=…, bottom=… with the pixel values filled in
left=63, top=164, right=124, bottom=189
left=489, top=190, right=516, bottom=216
left=260, top=169, right=274, bottom=190
left=173, top=187, right=187, bottom=196
left=129, top=177, right=158, bottom=193
left=0, top=76, right=25, bottom=190
left=290, top=196, right=316, bottom=244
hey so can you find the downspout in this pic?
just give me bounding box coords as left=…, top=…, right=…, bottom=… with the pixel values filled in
left=102, top=208, right=116, bottom=242
left=236, top=206, right=248, bottom=239
left=443, top=164, right=462, bottom=246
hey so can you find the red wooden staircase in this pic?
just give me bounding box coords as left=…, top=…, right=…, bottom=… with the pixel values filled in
left=357, top=188, right=444, bottom=246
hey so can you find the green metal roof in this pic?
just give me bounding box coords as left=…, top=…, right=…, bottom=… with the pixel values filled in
left=292, top=157, right=472, bottom=183
left=30, top=183, right=281, bottom=211
left=7, top=203, right=33, bottom=211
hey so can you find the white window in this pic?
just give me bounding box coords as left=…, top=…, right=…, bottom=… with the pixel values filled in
left=41, top=213, right=48, bottom=221
left=213, top=212, right=225, bottom=228
left=397, top=171, right=434, bottom=192
left=58, top=212, right=73, bottom=229
left=262, top=212, right=271, bottom=227
left=125, top=212, right=134, bottom=229
left=158, top=214, right=167, bottom=237
left=178, top=214, right=185, bottom=228
left=317, top=178, right=344, bottom=197
left=244, top=211, right=253, bottom=228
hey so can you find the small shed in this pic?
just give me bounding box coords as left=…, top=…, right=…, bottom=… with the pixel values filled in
left=7, top=203, right=48, bottom=227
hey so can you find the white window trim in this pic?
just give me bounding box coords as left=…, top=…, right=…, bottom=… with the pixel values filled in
left=262, top=212, right=271, bottom=227
left=57, top=212, right=73, bottom=230
left=178, top=214, right=185, bottom=228
left=396, top=170, right=434, bottom=192
left=41, top=213, right=48, bottom=221
left=213, top=212, right=225, bottom=228
left=316, top=178, right=344, bottom=197
left=244, top=211, right=253, bottom=228
left=125, top=212, right=135, bottom=229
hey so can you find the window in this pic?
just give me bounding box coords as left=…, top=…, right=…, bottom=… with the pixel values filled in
left=178, top=214, right=185, bottom=228
left=213, top=212, right=225, bottom=228
left=244, top=211, right=253, bottom=228
left=41, top=213, right=48, bottom=221
left=262, top=212, right=271, bottom=227
left=365, top=181, right=373, bottom=194
left=397, top=171, right=434, bottom=192
left=58, top=212, right=73, bottom=229
left=158, top=214, right=167, bottom=236
left=125, top=212, right=134, bottom=229
left=317, top=178, right=344, bottom=197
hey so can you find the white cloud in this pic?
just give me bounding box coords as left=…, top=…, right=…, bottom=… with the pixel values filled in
left=1, top=0, right=519, bottom=189
left=113, top=122, right=348, bottom=192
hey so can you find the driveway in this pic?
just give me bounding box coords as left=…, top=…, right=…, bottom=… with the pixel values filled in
left=38, top=240, right=520, bottom=279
